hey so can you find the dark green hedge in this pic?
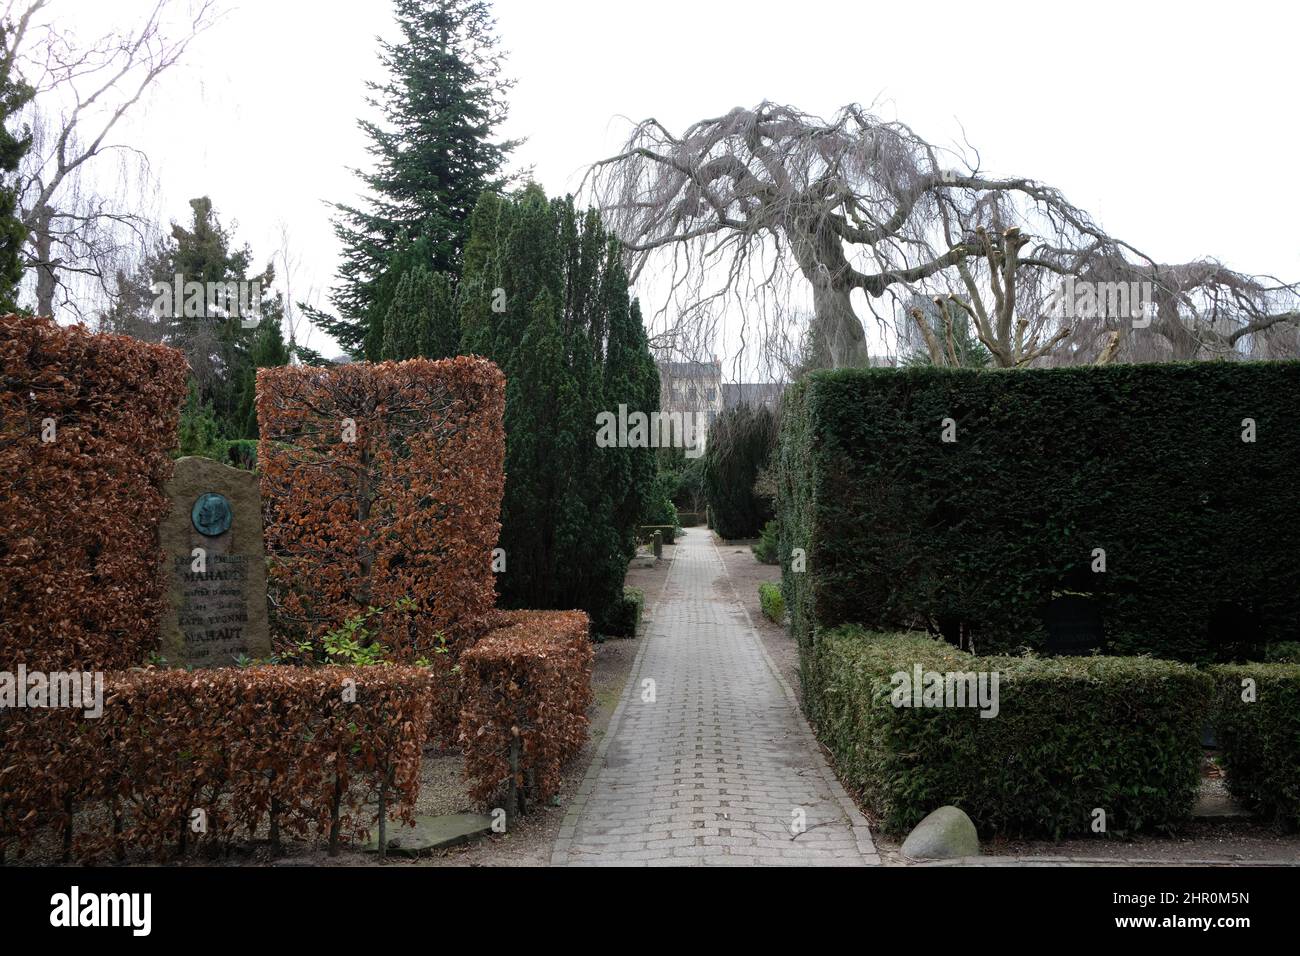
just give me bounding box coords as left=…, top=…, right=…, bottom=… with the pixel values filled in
left=704, top=403, right=776, bottom=540
left=779, top=363, right=1300, bottom=662
left=1212, top=663, right=1300, bottom=830
left=813, top=628, right=1212, bottom=837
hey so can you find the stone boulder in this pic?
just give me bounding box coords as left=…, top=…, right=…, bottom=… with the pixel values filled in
left=900, top=806, right=979, bottom=861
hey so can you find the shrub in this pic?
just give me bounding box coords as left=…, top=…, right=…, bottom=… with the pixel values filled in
left=459, top=611, right=593, bottom=810
left=779, top=363, right=1300, bottom=662
left=758, top=581, right=785, bottom=623
left=752, top=519, right=780, bottom=565
left=0, top=665, right=440, bottom=863
left=1212, top=663, right=1300, bottom=830
left=703, top=403, right=778, bottom=540
left=811, top=627, right=1212, bottom=837
left=0, top=315, right=188, bottom=671
left=604, top=587, right=644, bottom=638
left=257, top=356, right=506, bottom=660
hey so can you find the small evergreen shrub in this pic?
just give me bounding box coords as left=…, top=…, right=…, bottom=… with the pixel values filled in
left=752, top=519, right=780, bottom=565
left=758, top=582, right=785, bottom=623
left=605, top=587, right=645, bottom=638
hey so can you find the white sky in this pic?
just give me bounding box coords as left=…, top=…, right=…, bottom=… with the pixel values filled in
left=46, top=0, right=1300, bottom=370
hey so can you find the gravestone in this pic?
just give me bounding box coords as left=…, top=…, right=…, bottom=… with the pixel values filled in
left=1043, top=594, right=1105, bottom=655
left=158, top=456, right=272, bottom=667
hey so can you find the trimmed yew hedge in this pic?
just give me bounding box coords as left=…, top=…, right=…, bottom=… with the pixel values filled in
left=779, top=363, right=1300, bottom=664
left=811, top=628, right=1212, bottom=838
left=459, top=610, right=592, bottom=810
left=0, top=315, right=188, bottom=670
left=1212, top=662, right=1300, bottom=831
left=0, top=666, right=439, bottom=863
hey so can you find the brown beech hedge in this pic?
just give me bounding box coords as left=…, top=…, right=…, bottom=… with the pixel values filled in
left=0, top=315, right=188, bottom=671
left=0, top=666, right=438, bottom=863
left=257, top=357, right=506, bottom=661
left=460, top=610, right=593, bottom=808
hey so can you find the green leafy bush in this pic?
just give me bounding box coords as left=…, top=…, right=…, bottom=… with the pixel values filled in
left=605, top=587, right=645, bottom=638
left=704, top=403, right=778, bottom=540
left=1212, top=663, right=1300, bottom=831
left=752, top=519, right=780, bottom=565
left=758, top=582, right=785, bottom=623
left=779, top=363, right=1300, bottom=662
left=811, top=627, right=1212, bottom=838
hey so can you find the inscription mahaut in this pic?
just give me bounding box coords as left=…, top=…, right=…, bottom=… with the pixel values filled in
left=174, top=553, right=251, bottom=663
left=159, top=457, right=271, bottom=668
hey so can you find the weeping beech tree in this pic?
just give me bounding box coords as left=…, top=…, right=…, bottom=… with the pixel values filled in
left=587, top=102, right=1300, bottom=370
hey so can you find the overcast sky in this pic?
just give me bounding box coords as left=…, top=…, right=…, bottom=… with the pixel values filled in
left=52, top=0, right=1300, bottom=369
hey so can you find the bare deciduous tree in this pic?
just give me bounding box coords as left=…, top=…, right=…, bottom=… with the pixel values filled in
left=5, top=0, right=215, bottom=319
left=588, top=101, right=1300, bottom=371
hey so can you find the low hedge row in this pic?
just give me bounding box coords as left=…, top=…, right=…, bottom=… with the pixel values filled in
left=459, top=610, right=593, bottom=811
left=1212, top=663, right=1300, bottom=831
left=0, top=666, right=439, bottom=863
left=811, top=627, right=1212, bottom=838
left=1, top=609, right=601, bottom=861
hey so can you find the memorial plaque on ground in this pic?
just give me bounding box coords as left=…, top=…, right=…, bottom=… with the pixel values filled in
left=158, top=456, right=272, bottom=667
left=1043, top=594, right=1105, bottom=655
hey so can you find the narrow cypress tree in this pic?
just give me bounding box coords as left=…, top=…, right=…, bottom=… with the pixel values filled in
left=380, top=269, right=426, bottom=361
left=459, top=185, right=661, bottom=629
left=309, top=0, right=515, bottom=358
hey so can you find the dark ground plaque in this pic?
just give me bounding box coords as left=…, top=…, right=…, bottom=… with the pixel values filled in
left=158, top=456, right=272, bottom=667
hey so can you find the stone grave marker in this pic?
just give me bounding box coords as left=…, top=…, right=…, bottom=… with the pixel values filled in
left=158, top=456, right=272, bottom=667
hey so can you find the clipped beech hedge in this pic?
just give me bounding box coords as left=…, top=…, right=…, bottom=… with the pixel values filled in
left=1212, top=662, right=1300, bottom=831
left=257, top=357, right=506, bottom=660
left=0, top=315, right=188, bottom=670
left=811, top=627, right=1212, bottom=838
left=779, top=363, right=1300, bottom=663
left=459, top=610, right=593, bottom=809
left=0, top=666, right=439, bottom=863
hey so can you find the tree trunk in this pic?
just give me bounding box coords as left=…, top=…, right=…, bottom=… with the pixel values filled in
left=33, top=207, right=56, bottom=318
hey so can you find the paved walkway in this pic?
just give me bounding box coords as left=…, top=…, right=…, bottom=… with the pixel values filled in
left=552, top=527, right=877, bottom=866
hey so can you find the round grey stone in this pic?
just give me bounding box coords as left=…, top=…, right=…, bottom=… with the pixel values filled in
left=901, top=806, right=979, bottom=861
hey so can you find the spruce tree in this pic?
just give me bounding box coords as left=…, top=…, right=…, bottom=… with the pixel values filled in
left=309, top=0, right=515, bottom=358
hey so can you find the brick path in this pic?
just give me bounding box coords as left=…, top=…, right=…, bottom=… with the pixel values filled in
left=552, top=527, right=878, bottom=866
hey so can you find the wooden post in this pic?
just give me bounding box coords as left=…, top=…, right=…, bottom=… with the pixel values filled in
left=653, top=530, right=662, bottom=559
